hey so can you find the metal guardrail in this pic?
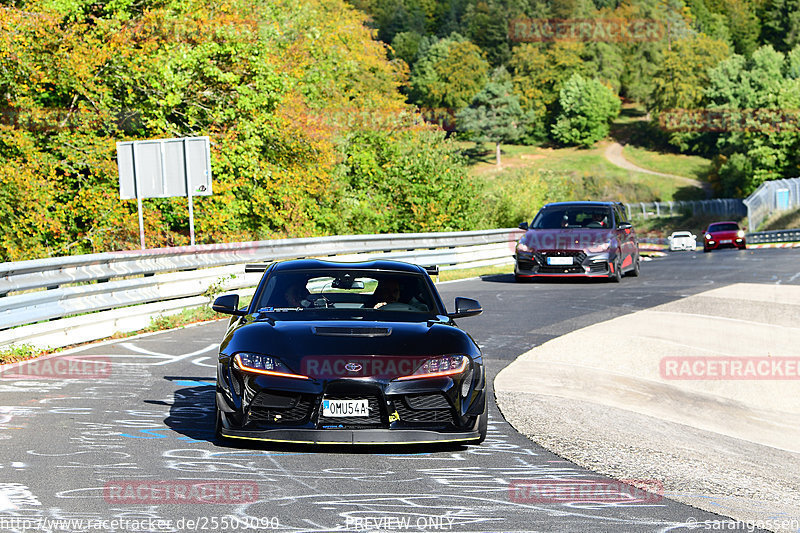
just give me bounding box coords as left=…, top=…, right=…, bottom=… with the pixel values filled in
left=0, top=229, right=522, bottom=349
left=746, top=228, right=800, bottom=244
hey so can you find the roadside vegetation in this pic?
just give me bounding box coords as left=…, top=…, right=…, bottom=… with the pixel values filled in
left=759, top=207, right=800, bottom=231
left=2, top=0, right=799, bottom=265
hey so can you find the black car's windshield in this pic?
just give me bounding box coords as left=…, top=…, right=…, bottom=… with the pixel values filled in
left=533, top=206, right=613, bottom=229
left=709, top=223, right=739, bottom=232
left=255, top=270, right=437, bottom=315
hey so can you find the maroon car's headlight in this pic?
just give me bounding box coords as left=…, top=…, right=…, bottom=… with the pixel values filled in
left=396, top=355, right=468, bottom=381
left=737, top=230, right=745, bottom=238
left=587, top=242, right=610, bottom=253
left=516, top=241, right=534, bottom=253
left=234, top=353, right=309, bottom=380
left=705, top=233, right=713, bottom=240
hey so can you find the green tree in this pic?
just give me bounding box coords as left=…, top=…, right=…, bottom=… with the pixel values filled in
left=759, top=0, right=800, bottom=52
left=698, top=45, right=800, bottom=195
left=651, top=34, right=731, bottom=111
left=409, top=33, right=490, bottom=109
left=551, top=73, right=621, bottom=147
left=456, top=67, right=534, bottom=166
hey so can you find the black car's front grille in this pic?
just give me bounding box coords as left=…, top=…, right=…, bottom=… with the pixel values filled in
left=318, top=395, right=384, bottom=428
left=395, top=394, right=455, bottom=425
left=248, top=392, right=312, bottom=424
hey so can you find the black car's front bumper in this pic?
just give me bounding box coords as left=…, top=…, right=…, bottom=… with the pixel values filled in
left=514, top=250, right=614, bottom=278
left=217, top=422, right=483, bottom=445
left=216, top=363, right=486, bottom=445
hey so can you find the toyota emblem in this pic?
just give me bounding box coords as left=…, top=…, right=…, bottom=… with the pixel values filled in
left=345, top=362, right=363, bottom=373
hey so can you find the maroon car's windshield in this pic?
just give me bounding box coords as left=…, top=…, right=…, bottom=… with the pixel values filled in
left=708, top=223, right=739, bottom=232
left=533, top=206, right=613, bottom=229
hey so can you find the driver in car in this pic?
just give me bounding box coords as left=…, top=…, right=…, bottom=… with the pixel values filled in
left=372, top=279, right=401, bottom=309
left=284, top=283, right=311, bottom=308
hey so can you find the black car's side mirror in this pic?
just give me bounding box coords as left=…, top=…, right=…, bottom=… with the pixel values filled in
left=447, top=297, right=482, bottom=319
left=518, top=221, right=529, bottom=230
left=212, top=294, right=247, bottom=316
left=618, top=222, right=633, bottom=230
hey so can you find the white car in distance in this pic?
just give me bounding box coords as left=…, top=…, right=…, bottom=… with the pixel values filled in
left=668, top=231, right=697, bottom=251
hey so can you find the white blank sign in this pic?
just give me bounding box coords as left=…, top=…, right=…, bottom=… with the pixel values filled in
left=117, top=137, right=212, bottom=200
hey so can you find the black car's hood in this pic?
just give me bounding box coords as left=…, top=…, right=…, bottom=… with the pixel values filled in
left=221, top=318, right=479, bottom=375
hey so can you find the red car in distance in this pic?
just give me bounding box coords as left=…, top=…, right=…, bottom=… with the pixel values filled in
left=703, top=221, right=746, bottom=252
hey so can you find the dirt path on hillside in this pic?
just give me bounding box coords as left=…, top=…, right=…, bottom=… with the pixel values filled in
left=604, top=142, right=711, bottom=196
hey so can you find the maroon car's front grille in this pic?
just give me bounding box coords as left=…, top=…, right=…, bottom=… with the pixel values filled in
left=589, top=262, right=608, bottom=273
left=537, top=265, right=584, bottom=274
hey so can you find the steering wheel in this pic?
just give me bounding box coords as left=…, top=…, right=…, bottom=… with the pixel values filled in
left=376, top=302, right=418, bottom=312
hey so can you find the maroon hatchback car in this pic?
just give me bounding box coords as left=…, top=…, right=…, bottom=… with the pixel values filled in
left=514, top=201, right=639, bottom=282
left=703, top=221, right=746, bottom=252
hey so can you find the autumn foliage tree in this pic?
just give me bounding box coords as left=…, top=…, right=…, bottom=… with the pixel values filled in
left=0, top=0, right=483, bottom=262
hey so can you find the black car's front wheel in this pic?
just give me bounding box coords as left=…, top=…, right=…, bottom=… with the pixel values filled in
left=476, top=408, right=488, bottom=444
left=214, top=403, right=227, bottom=443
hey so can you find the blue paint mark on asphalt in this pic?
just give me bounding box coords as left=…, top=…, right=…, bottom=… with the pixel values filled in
left=174, top=380, right=214, bottom=387
left=120, top=429, right=170, bottom=439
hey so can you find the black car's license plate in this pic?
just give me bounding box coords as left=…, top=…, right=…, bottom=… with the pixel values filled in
left=322, top=399, right=369, bottom=417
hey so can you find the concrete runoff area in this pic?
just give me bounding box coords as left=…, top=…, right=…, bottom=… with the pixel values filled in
left=495, top=283, right=800, bottom=532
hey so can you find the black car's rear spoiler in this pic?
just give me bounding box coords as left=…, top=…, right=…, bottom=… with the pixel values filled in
left=244, top=263, right=272, bottom=273
left=424, top=265, right=439, bottom=277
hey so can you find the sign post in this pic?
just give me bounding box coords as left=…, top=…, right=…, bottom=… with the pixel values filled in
left=117, top=136, right=212, bottom=249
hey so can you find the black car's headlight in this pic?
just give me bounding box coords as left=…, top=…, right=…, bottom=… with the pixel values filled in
left=396, top=355, right=469, bottom=381
left=234, top=353, right=308, bottom=380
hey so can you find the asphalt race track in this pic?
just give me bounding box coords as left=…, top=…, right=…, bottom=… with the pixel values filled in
left=1, top=247, right=798, bottom=533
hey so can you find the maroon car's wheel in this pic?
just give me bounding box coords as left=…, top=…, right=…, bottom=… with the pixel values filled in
left=628, top=256, right=640, bottom=277
left=610, top=258, right=622, bottom=282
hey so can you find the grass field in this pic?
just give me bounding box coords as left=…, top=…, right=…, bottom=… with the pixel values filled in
left=461, top=141, right=706, bottom=206
left=622, top=145, right=712, bottom=181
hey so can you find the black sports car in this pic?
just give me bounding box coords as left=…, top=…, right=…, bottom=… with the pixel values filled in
left=211, top=259, right=487, bottom=445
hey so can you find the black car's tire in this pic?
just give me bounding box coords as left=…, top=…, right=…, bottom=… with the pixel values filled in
left=628, top=255, right=640, bottom=277
left=476, top=408, right=488, bottom=444
left=214, top=403, right=227, bottom=443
